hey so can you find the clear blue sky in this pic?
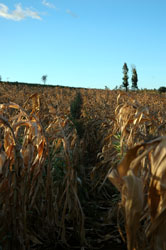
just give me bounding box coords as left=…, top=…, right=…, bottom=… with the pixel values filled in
left=0, top=0, right=166, bottom=89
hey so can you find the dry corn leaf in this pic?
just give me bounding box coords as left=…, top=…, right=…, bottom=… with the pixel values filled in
left=117, top=144, right=142, bottom=178
left=122, top=170, right=144, bottom=250
left=109, top=136, right=166, bottom=250
left=22, top=143, right=34, bottom=167
left=146, top=137, right=166, bottom=249
left=0, top=151, right=6, bottom=174
left=108, top=168, right=124, bottom=192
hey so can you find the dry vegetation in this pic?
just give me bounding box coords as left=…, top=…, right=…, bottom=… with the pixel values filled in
left=0, top=82, right=166, bottom=250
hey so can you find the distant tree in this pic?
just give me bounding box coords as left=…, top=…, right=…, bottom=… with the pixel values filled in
left=158, top=86, right=166, bottom=93
left=114, top=85, right=118, bottom=90
left=131, top=66, right=138, bottom=90
left=41, top=75, right=47, bottom=85
left=0, top=76, right=1, bottom=81
left=122, top=63, right=129, bottom=92
left=105, top=85, right=110, bottom=90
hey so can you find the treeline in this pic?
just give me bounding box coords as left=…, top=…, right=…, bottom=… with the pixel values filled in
left=120, top=62, right=166, bottom=93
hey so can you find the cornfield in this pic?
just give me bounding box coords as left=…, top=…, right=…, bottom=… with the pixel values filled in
left=0, top=82, right=166, bottom=250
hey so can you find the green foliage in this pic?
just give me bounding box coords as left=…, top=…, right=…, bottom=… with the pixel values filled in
left=70, top=92, right=84, bottom=138
left=131, top=67, right=138, bottom=90
left=52, top=156, right=66, bottom=180
left=122, top=62, right=129, bottom=92
left=113, top=133, right=122, bottom=156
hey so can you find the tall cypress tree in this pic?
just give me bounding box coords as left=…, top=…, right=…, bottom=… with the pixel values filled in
left=122, top=63, right=129, bottom=92
left=131, top=67, right=138, bottom=90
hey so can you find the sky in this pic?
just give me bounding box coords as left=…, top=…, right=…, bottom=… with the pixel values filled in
left=0, top=0, right=166, bottom=89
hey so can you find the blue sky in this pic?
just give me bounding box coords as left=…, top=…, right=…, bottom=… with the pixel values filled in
left=0, top=0, right=166, bottom=89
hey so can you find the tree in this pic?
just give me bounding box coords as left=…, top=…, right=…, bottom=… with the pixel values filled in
left=0, top=76, right=2, bottom=82
left=158, top=86, right=166, bottom=94
left=122, top=63, right=129, bottom=92
left=131, top=66, right=138, bottom=90
left=41, top=75, right=47, bottom=85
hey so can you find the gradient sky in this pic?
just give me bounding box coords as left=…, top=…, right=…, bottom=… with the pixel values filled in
left=0, top=0, right=166, bottom=89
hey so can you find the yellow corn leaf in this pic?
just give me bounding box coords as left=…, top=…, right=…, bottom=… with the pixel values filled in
left=117, top=145, right=142, bottom=178
left=108, top=168, right=124, bottom=192
left=109, top=136, right=166, bottom=250
left=53, top=138, right=62, bottom=152
left=22, top=143, right=34, bottom=167
left=38, top=139, right=45, bottom=160
left=108, top=144, right=144, bottom=192
left=5, top=144, right=14, bottom=159
left=146, top=137, right=166, bottom=249
left=148, top=138, right=166, bottom=218
left=29, top=93, right=40, bottom=114
left=122, top=170, right=144, bottom=250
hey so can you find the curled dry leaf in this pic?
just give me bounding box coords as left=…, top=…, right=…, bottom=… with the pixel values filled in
left=146, top=137, right=166, bottom=250
left=108, top=136, right=166, bottom=250
left=122, top=170, right=144, bottom=250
